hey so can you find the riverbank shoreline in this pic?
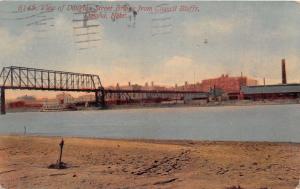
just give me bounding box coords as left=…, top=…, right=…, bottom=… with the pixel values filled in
left=3, top=133, right=300, bottom=145
left=0, top=135, right=299, bottom=189
left=6, top=99, right=300, bottom=114
left=105, top=100, right=300, bottom=111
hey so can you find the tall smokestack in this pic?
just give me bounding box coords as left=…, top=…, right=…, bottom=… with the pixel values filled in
left=281, top=59, right=287, bottom=84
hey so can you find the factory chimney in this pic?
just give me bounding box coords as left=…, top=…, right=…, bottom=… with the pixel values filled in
left=281, top=59, right=287, bottom=84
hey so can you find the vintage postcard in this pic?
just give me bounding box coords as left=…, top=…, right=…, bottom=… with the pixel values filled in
left=0, top=1, right=299, bottom=189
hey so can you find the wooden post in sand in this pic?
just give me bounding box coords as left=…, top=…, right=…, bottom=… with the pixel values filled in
left=58, top=139, right=64, bottom=167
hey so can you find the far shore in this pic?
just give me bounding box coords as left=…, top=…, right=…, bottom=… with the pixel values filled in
left=6, top=99, right=300, bottom=113
left=0, top=135, right=299, bottom=189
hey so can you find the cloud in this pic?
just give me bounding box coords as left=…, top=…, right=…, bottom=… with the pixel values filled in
left=103, top=58, right=145, bottom=85
left=164, top=56, right=193, bottom=67
left=148, top=55, right=227, bottom=85
left=0, top=27, right=34, bottom=56
left=0, top=13, right=78, bottom=69
left=156, top=56, right=195, bottom=84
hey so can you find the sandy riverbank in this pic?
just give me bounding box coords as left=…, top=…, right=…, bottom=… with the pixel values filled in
left=0, top=136, right=299, bottom=189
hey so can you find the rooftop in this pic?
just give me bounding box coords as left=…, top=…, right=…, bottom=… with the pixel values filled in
left=241, top=83, right=300, bottom=94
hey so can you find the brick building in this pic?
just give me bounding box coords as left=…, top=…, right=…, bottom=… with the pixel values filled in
left=200, top=74, right=258, bottom=93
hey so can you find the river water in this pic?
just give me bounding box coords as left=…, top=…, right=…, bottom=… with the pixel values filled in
left=0, top=104, right=299, bottom=142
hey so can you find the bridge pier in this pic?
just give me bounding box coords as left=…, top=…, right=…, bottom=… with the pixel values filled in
left=95, top=88, right=106, bottom=108
left=0, top=87, right=5, bottom=115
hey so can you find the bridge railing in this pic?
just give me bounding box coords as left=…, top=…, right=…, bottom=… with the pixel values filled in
left=0, top=66, right=103, bottom=92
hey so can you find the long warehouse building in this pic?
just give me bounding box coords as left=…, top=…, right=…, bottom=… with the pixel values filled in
left=241, top=84, right=300, bottom=100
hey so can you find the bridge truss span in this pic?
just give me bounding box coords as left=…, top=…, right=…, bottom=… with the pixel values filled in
left=0, top=66, right=105, bottom=114
left=0, top=66, right=103, bottom=92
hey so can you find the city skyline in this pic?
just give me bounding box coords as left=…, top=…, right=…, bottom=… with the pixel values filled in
left=4, top=72, right=255, bottom=100
left=1, top=1, right=300, bottom=98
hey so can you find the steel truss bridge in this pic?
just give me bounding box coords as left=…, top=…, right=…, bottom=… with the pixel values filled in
left=0, top=66, right=208, bottom=114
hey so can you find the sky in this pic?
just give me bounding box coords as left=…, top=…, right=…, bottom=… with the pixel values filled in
left=0, top=1, right=300, bottom=99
